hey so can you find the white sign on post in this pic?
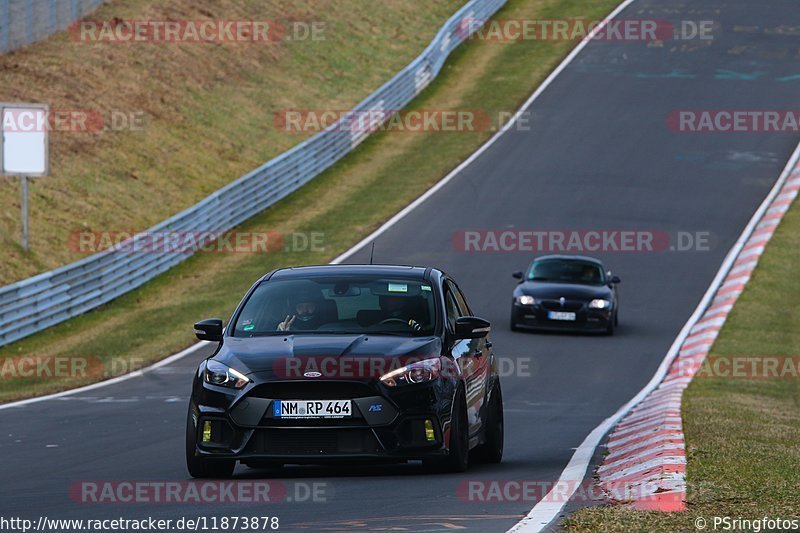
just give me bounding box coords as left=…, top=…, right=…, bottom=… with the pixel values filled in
left=1, top=103, right=49, bottom=176
left=1, top=103, right=50, bottom=251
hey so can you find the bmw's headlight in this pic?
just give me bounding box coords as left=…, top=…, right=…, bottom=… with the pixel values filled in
left=516, top=295, right=535, bottom=305
left=380, top=358, right=442, bottom=387
left=204, top=360, right=250, bottom=389
left=589, top=299, right=611, bottom=309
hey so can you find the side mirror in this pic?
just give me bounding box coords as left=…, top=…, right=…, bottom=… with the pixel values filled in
left=195, top=318, right=224, bottom=342
left=454, top=316, right=491, bottom=339
left=512, top=271, right=524, bottom=280
left=609, top=275, right=621, bottom=284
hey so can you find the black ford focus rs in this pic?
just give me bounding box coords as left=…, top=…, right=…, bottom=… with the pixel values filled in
left=510, top=255, right=621, bottom=334
left=186, top=264, right=503, bottom=477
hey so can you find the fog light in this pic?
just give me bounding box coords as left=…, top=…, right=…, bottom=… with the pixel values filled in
left=425, top=419, right=435, bottom=441
left=202, top=420, right=212, bottom=443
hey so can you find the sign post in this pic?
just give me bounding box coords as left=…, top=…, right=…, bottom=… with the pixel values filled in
left=21, top=175, right=29, bottom=250
left=1, top=103, right=49, bottom=251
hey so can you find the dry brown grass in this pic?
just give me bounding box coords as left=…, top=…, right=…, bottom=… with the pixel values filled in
left=0, top=0, right=462, bottom=282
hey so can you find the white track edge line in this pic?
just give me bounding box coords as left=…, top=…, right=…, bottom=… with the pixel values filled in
left=0, top=0, right=620, bottom=410
left=330, top=1, right=622, bottom=265
left=0, top=341, right=210, bottom=410
left=507, top=133, right=800, bottom=533
left=5, top=9, right=798, bottom=531
left=0, top=4, right=527, bottom=411
left=0, top=0, right=629, bottom=419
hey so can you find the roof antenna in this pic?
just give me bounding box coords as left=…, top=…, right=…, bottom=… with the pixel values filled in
left=369, top=242, right=376, bottom=265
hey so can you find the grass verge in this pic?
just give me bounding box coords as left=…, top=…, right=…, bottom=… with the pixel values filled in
left=0, top=0, right=462, bottom=283
left=564, top=193, right=800, bottom=531
left=0, top=0, right=623, bottom=403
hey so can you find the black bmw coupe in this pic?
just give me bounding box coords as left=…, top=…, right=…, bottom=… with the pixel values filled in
left=510, top=255, right=621, bottom=334
left=186, top=264, right=503, bottom=477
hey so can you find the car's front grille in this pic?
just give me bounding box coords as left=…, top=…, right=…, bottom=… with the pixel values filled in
left=247, top=428, right=383, bottom=455
left=540, top=300, right=584, bottom=312
left=248, top=381, right=377, bottom=400
left=259, top=416, right=365, bottom=428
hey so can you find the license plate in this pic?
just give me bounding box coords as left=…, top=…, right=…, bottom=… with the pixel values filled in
left=548, top=311, right=576, bottom=321
left=273, top=400, right=352, bottom=418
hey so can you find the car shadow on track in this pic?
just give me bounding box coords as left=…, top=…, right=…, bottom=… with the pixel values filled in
left=505, top=319, right=652, bottom=339
left=510, top=327, right=614, bottom=337
left=233, top=458, right=526, bottom=480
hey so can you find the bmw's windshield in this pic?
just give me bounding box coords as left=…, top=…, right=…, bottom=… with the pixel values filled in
left=527, top=259, right=606, bottom=285
left=232, top=275, right=437, bottom=337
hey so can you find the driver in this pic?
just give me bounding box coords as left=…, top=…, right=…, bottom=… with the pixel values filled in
left=580, top=264, right=599, bottom=283
left=378, top=295, right=423, bottom=331
left=277, top=289, right=325, bottom=331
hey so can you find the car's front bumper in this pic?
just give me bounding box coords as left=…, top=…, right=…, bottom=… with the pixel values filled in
left=512, top=303, right=612, bottom=332
left=189, top=379, right=455, bottom=463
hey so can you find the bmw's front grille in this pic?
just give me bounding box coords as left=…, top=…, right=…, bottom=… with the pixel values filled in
left=541, top=300, right=584, bottom=312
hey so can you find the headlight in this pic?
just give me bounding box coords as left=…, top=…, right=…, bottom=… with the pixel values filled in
left=589, top=299, right=611, bottom=309
left=516, top=295, right=535, bottom=305
left=204, top=360, right=250, bottom=389
left=380, top=357, right=442, bottom=387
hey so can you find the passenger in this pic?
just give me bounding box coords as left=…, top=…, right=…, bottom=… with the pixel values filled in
left=277, top=290, right=325, bottom=331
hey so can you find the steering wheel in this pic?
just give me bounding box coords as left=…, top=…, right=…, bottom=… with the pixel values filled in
left=377, top=318, right=409, bottom=326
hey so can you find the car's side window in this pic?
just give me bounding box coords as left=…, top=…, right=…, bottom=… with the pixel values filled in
left=447, top=280, right=471, bottom=317
left=443, top=288, right=460, bottom=332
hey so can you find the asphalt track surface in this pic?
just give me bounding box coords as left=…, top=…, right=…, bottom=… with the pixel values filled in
left=3, top=1, right=800, bottom=531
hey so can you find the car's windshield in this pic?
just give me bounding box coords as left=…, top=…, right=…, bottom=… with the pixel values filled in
left=232, top=275, right=437, bottom=337
left=527, top=259, right=605, bottom=285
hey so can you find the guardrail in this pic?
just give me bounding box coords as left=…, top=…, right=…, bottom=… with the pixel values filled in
left=0, top=0, right=507, bottom=347
left=0, top=0, right=103, bottom=54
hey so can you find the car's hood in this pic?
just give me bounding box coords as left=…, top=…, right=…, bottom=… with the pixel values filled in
left=215, top=334, right=442, bottom=377
left=515, top=281, right=612, bottom=300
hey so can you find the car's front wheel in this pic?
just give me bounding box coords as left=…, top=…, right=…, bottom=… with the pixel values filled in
left=427, top=387, right=469, bottom=473
left=606, top=311, right=617, bottom=336
left=472, top=380, right=503, bottom=464
left=186, top=409, right=235, bottom=478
